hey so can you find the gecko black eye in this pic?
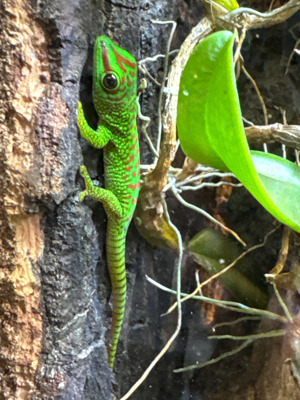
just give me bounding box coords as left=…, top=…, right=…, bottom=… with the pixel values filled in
left=102, top=73, right=119, bottom=90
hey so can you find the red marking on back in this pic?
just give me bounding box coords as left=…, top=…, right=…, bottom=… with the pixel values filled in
left=135, top=160, right=139, bottom=168
left=136, top=148, right=140, bottom=155
left=125, top=166, right=133, bottom=171
left=123, top=174, right=129, bottom=179
left=101, top=42, right=111, bottom=73
left=125, top=155, right=134, bottom=165
left=124, top=194, right=131, bottom=199
left=130, top=71, right=136, bottom=77
left=132, top=198, right=137, bottom=205
left=132, top=172, right=137, bottom=177
left=129, top=137, right=138, bottom=150
left=127, top=182, right=140, bottom=191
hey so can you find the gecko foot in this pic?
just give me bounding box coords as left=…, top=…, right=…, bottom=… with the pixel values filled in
left=79, top=165, right=94, bottom=200
left=79, top=190, right=87, bottom=202
left=80, top=165, right=89, bottom=178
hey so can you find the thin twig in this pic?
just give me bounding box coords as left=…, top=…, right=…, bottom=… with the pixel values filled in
left=230, top=2, right=300, bottom=19
left=146, top=276, right=287, bottom=323
left=175, top=171, right=235, bottom=187
left=233, top=28, right=246, bottom=65
left=284, top=39, right=300, bottom=71
left=174, top=339, right=252, bottom=373
left=213, top=316, right=261, bottom=330
left=178, top=180, right=242, bottom=192
left=271, top=282, right=293, bottom=322
left=171, top=184, right=246, bottom=246
left=209, top=329, right=286, bottom=341
left=136, top=96, right=159, bottom=157
left=242, top=65, right=269, bottom=151
left=138, top=64, right=162, bottom=87
left=242, top=65, right=268, bottom=126
left=151, top=20, right=177, bottom=160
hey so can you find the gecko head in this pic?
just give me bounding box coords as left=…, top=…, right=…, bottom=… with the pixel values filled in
left=93, top=36, right=137, bottom=112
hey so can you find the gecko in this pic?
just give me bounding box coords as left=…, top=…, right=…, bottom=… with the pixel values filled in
left=77, top=36, right=140, bottom=369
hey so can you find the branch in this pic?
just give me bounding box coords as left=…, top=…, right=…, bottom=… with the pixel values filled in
left=246, top=124, right=300, bottom=149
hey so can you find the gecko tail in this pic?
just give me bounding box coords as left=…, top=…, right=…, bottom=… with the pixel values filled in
left=106, top=222, right=127, bottom=370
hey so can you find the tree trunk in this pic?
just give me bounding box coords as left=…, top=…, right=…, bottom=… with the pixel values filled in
left=0, top=0, right=299, bottom=399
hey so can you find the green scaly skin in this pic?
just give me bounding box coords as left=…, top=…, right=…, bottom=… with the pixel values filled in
left=77, top=36, right=140, bottom=369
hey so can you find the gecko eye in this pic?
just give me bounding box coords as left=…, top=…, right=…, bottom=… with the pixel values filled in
left=101, top=73, right=119, bottom=90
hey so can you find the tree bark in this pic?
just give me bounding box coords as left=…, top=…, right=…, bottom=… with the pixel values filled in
left=0, top=0, right=299, bottom=399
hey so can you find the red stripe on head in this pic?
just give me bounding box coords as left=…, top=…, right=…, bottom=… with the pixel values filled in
left=101, top=41, right=111, bottom=73
left=112, top=47, right=136, bottom=72
left=108, top=92, right=127, bottom=101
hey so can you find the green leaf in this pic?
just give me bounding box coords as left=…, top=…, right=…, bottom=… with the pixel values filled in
left=177, top=30, right=300, bottom=233
left=213, top=0, right=239, bottom=11
left=188, top=229, right=269, bottom=309
left=252, top=151, right=300, bottom=225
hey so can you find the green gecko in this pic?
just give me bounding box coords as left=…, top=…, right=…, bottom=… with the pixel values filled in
left=77, top=36, right=140, bottom=369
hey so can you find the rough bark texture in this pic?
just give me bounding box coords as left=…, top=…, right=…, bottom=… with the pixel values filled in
left=0, top=0, right=299, bottom=399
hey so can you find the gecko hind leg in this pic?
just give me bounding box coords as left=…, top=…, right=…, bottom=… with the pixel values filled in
left=79, top=165, right=123, bottom=219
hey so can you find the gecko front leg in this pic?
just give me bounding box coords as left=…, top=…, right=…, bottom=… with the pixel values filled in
left=78, top=102, right=111, bottom=149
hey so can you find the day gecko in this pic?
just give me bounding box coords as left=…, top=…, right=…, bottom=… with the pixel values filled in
left=77, top=36, right=140, bottom=369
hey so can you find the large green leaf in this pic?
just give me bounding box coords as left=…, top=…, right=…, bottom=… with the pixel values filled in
left=177, top=30, right=300, bottom=232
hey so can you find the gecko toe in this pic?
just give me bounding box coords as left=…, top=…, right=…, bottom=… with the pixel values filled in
left=79, top=190, right=87, bottom=202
